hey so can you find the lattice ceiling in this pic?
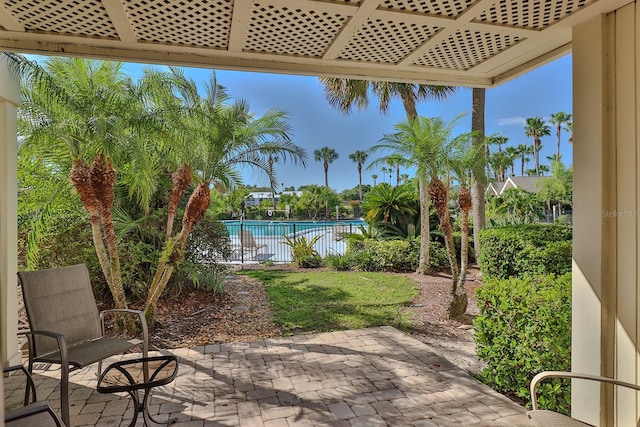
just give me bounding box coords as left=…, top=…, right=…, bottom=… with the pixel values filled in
left=0, top=0, right=630, bottom=87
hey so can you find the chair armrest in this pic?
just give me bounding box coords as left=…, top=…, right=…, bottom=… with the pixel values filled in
left=18, top=330, right=68, bottom=369
left=4, top=364, right=37, bottom=406
left=99, top=309, right=149, bottom=358
left=530, top=371, right=640, bottom=410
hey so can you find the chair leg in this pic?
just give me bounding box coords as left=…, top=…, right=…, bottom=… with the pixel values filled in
left=60, top=364, right=70, bottom=426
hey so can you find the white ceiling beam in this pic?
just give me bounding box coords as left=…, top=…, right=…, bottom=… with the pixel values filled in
left=0, top=5, right=24, bottom=32
left=323, top=0, right=382, bottom=59
left=102, top=0, right=137, bottom=43
left=229, top=0, right=253, bottom=52
left=0, top=36, right=492, bottom=87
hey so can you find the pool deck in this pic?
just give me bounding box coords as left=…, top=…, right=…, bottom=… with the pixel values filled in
left=4, top=327, right=534, bottom=426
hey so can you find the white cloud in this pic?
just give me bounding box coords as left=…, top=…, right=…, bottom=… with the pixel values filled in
left=495, top=116, right=527, bottom=126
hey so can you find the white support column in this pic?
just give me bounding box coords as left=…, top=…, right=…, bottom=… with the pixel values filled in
left=573, top=4, right=640, bottom=425
left=0, top=57, right=20, bottom=368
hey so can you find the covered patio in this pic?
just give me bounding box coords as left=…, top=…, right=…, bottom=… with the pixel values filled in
left=5, top=327, right=530, bottom=426
left=2, top=0, right=640, bottom=425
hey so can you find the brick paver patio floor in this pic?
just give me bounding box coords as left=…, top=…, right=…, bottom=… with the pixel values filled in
left=4, top=326, right=534, bottom=426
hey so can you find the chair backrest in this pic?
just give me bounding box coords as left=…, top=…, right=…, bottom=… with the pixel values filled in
left=239, top=230, right=257, bottom=246
left=18, top=264, right=102, bottom=357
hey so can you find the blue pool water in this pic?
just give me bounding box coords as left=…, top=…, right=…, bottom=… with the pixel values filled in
left=223, top=220, right=365, bottom=236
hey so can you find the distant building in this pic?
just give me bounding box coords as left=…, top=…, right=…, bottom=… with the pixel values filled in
left=244, top=191, right=303, bottom=207
left=499, top=176, right=550, bottom=195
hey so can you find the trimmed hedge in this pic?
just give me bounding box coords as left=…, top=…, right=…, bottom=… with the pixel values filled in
left=341, top=238, right=450, bottom=272
left=474, top=274, right=572, bottom=414
left=478, top=224, right=572, bottom=279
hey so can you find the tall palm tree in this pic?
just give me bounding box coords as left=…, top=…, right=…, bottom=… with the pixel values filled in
left=516, top=144, right=533, bottom=176
left=505, top=146, right=519, bottom=177
left=320, top=78, right=457, bottom=274
left=349, top=150, right=368, bottom=201
left=381, top=166, right=390, bottom=184
left=372, top=174, right=378, bottom=186
left=565, top=121, right=573, bottom=145
left=524, top=117, right=551, bottom=175
left=470, top=87, right=486, bottom=267
left=549, top=112, right=572, bottom=160
left=314, top=146, right=338, bottom=188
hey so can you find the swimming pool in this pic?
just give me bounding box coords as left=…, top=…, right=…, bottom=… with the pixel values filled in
left=223, top=220, right=365, bottom=236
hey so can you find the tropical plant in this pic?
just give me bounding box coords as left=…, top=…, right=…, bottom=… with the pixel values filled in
left=524, top=117, right=551, bottom=175
left=470, top=87, right=487, bottom=265
left=282, top=234, right=323, bottom=267
left=362, top=183, right=417, bottom=226
left=349, top=150, right=368, bottom=201
left=549, top=112, right=572, bottom=160
left=372, top=174, right=378, bottom=186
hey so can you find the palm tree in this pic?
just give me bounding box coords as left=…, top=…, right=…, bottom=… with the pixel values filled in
left=565, top=121, right=573, bottom=145
left=372, top=174, right=378, bottom=186
left=20, top=57, right=139, bottom=311
left=320, top=79, right=457, bottom=274
left=450, top=139, right=483, bottom=312
left=349, top=150, right=368, bottom=201
left=268, top=155, right=279, bottom=210
left=505, top=146, right=519, bottom=177
left=516, top=144, right=533, bottom=176
left=381, top=166, right=390, bottom=184
left=549, top=112, right=572, bottom=160
left=524, top=117, right=551, bottom=175
left=372, top=115, right=471, bottom=301
left=314, top=146, right=338, bottom=218
left=314, top=146, right=338, bottom=189
left=142, top=69, right=307, bottom=324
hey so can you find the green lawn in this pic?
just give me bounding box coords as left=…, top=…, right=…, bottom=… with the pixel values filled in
left=240, top=270, right=419, bottom=335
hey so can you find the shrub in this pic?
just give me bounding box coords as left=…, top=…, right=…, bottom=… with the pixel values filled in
left=324, top=254, right=352, bottom=271
left=346, top=238, right=418, bottom=272
left=474, top=274, right=571, bottom=414
left=478, top=224, right=572, bottom=279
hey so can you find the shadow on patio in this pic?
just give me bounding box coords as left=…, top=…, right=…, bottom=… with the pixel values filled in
left=4, top=326, right=533, bottom=426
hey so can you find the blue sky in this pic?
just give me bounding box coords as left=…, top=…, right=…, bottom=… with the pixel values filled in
left=123, top=54, right=571, bottom=192
left=42, top=53, right=570, bottom=193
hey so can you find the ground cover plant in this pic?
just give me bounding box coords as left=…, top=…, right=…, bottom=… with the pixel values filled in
left=240, top=270, right=418, bottom=335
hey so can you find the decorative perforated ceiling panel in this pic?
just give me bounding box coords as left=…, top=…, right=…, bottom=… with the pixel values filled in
left=0, top=0, right=626, bottom=86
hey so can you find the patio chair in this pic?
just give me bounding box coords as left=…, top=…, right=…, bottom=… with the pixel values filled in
left=4, top=364, right=64, bottom=427
left=528, top=371, right=640, bottom=426
left=18, top=264, right=149, bottom=427
left=238, top=230, right=268, bottom=259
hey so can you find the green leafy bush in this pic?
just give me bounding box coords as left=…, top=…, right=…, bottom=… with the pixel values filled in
left=478, top=224, right=572, bottom=279
left=474, top=274, right=571, bottom=414
left=347, top=239, right=418, bottom=272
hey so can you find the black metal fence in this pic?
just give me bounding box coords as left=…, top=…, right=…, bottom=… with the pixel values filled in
left=223, top=221, right=363, bottom=263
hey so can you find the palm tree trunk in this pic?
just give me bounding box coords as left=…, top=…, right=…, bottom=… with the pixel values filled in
left=70, top=160, right=113, bottom=291
left=428, top=177, right=459, bottom=285
left=556, top=125, right=561, bottom=160
left=145, top=182, right=210, bottom=326
left=416, top=174, right=431, bottom=274
left=471, top=87, right=485, bottom=266
left=449, top=187, right=471, bottom=319
left=358, top=163, right=363, bottom=201
left=167, top=163, right=192, bottom=237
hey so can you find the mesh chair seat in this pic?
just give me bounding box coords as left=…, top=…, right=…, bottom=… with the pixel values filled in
left=34, top=337, right=142, bottom=368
